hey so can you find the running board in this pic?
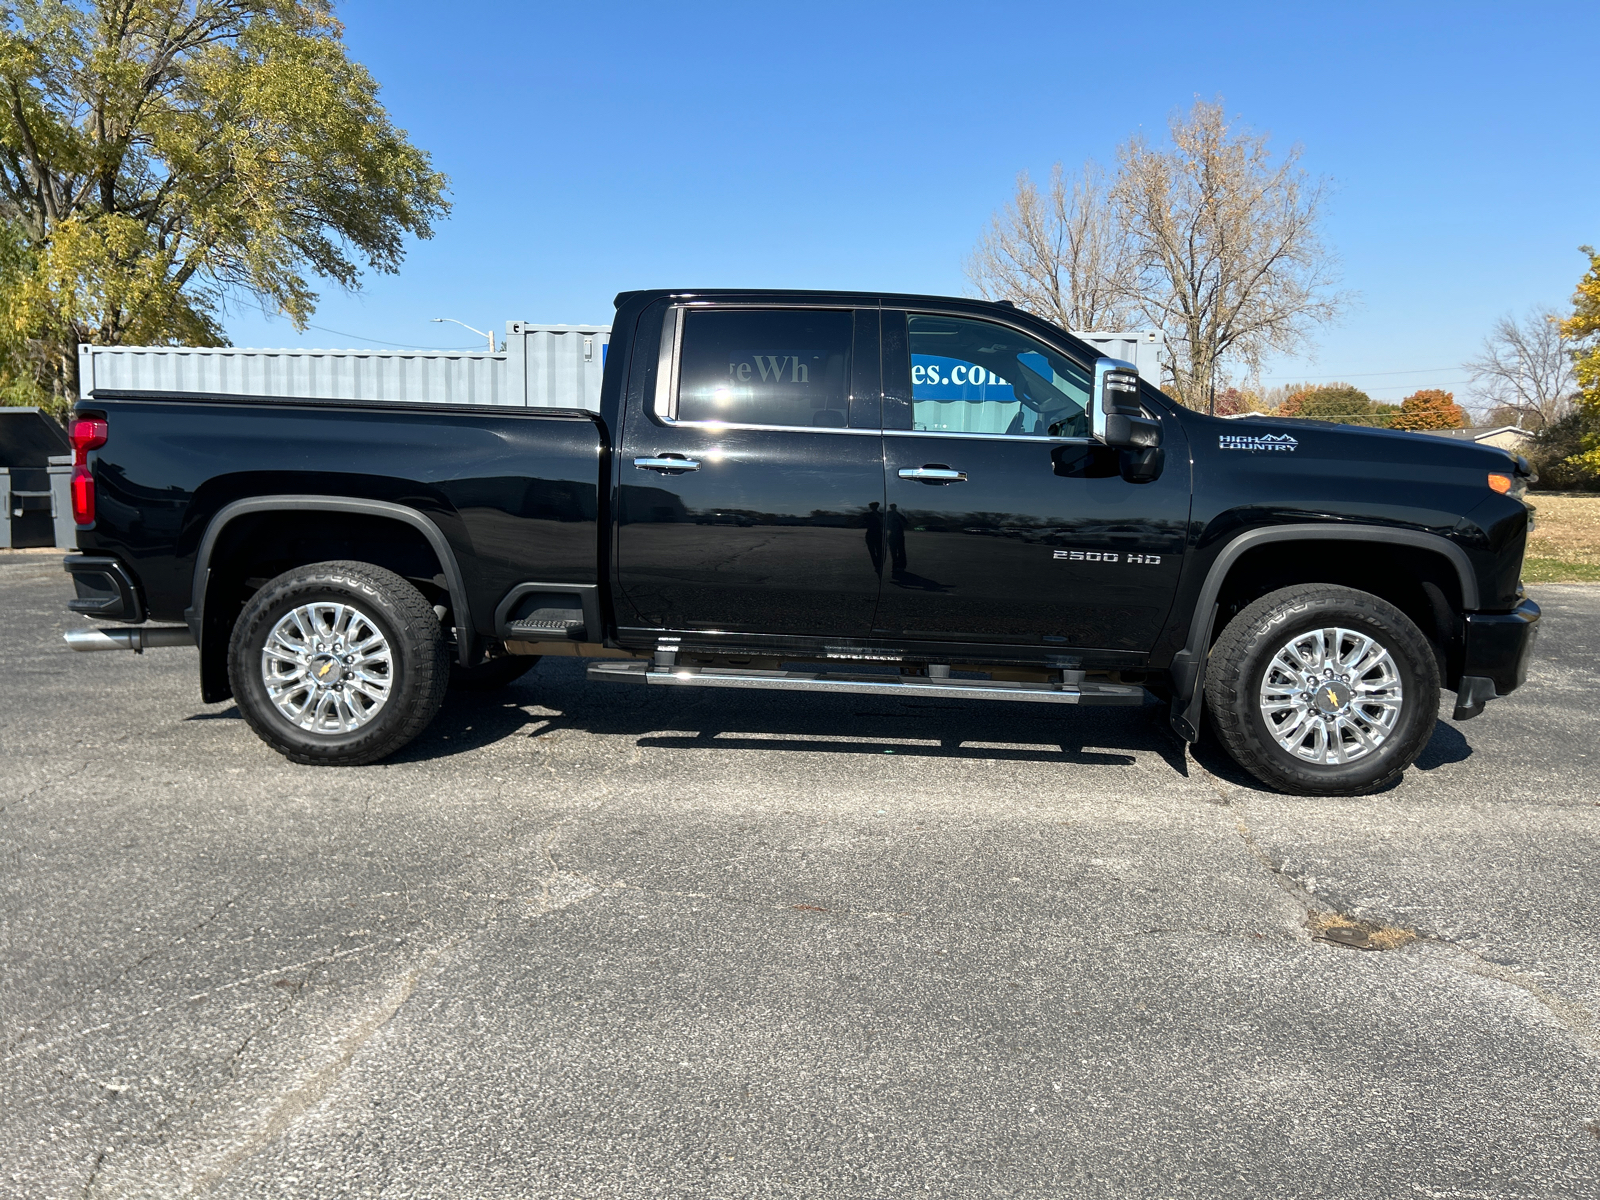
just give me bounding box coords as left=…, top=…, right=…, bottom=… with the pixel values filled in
left=585, top=661, right=1146, bottom=705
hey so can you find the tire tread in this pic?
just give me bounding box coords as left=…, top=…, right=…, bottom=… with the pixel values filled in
left=1205, top=584, right=1439, bottom=796
left=227, top=561, right=449, bottom=766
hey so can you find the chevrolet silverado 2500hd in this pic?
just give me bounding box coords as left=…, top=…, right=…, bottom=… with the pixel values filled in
left=60, top=289, right=1541, bottom=795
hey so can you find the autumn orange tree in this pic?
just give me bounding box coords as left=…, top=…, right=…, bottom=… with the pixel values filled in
left=1389, top=389, right=1467, bottom=431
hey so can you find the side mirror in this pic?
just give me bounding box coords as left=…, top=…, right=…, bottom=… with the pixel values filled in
left=1093, top=358, right=1162, bottom=449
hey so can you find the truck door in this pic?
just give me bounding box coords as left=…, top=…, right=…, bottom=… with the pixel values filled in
left=614, top=304, right=885, bottom=638
left=873, top=310, right=1188, bottom=653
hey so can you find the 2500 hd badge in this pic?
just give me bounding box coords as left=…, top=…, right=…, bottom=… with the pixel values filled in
left=1052, top=550, right=1163, bottom=564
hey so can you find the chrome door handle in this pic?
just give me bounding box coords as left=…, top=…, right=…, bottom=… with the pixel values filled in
left=634, top=456, right=701, bottom=472
left=898, top=467, right=967, bottom=483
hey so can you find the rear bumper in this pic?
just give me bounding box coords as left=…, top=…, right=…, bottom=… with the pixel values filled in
left=63, top=555, right=145, bottom=622
left=1453, top=598, right=1540, bottom=721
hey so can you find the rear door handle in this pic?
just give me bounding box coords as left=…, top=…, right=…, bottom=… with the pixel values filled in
left=898, top=467, right=967, bottom=484
left=634, top=456, right=701, bottom=472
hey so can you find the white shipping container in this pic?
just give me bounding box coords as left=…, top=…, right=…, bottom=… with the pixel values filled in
left=78, top=322, right=612, bottom=412
left=1068, top=330, right=1165, bottom=386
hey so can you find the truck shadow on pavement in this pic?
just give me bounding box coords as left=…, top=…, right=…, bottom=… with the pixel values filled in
left=186, top=661, right=1474, bottom=790
left=397, top=660, right=1192, bottom=777
left=1187, top=713, right=1474, bottom=794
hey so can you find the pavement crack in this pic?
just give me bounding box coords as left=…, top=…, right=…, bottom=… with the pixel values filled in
left=1438, top=946, right=1600, bottom=1058
left=1229, top=816, right=1322, bottom=912
left=1186, top=744, right=1232, bottom=805
left=1, top=756, right=91, bottom=815
left=3, top=938, right=404, bottom=1067
left=80, top=1150, right=105, bottom=1199
left=612, top=883, right=913, bottom=922
left=1, top=889, right=247, bottom=1058
left=1196, top=750, right=1600, bottom=1057
left=184, top=935, right=465, bottom=1197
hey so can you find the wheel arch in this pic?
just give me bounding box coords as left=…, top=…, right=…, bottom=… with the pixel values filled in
left=187, top=496, right=475, bottom=703
left=1168, top=524, right=1477, bottom=741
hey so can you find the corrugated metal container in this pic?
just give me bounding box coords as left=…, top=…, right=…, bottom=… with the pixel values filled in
left=78, top=322, right=612, bottom=412
left=510, top=322, right=608, bottom=408
left=1069, top=330, right=1165, bottom=384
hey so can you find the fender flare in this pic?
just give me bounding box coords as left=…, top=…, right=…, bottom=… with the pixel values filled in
left=185, top=495, right=475, bottom=669
left=1168, top=523, right=1478, bottom=741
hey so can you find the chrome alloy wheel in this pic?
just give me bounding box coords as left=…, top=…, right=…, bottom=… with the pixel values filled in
left=1258, top=626, right=1404, bottom=765
left=260, top=602, right=394, bottom=734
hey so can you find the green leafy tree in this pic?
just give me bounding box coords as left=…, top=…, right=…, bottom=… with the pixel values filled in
left=1527, top=407, right=1600, bottom=490
left=1559, top=246, right=1600, bottom=473
left=1389, top=388, right=1467, bottom=431
left=0, top=1, right=449, bottom=416
left=1279, top=383, right=1394, bottom=427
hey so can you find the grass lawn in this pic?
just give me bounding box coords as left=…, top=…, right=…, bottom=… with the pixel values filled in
left=1524, top=494, right=1600, bottom=582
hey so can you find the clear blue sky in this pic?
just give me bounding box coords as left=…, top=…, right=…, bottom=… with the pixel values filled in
left=224, top=0, right=1599, bottom=406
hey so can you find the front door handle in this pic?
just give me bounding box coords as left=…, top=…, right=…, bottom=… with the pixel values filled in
left=635, top=456, right=701, bottom=473
left=898, top=466, right=967, bottom=484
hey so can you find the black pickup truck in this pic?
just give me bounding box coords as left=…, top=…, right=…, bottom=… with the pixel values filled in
left=61, top=288, right=1540, bottom=795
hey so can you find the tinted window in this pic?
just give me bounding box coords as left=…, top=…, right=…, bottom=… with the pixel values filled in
left=908, top=315, right=1091, bottom=437
left=677, top=309, right=853, bottom=428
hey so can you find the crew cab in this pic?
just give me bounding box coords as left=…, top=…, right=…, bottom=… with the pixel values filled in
left=61, top=289, right=1541, bottom=795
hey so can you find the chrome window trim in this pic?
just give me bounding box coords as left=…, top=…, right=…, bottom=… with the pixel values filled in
left=652, top=302, right=877, bottom=436
left=657, top=419, right=880, bottom=436
left=653, top=306, right=682, bottom=420
left=885, top=428, right=1093, bottom=445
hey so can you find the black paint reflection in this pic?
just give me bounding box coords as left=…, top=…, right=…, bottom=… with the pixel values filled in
left=614, top=428, right=886, bottom=636
left=877, top=430, right=1191, bottom=650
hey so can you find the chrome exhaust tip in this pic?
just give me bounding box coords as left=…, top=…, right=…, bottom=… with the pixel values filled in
left=65, top=626, right=194, bottom=652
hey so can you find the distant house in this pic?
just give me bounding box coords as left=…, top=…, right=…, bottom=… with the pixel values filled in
left=1417, top=425, right=1534, bottom=454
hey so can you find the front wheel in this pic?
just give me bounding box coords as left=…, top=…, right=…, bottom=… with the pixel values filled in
left=228, top=561, right=450, bottom=766
left=1205, top=584, right=1439, bottom=796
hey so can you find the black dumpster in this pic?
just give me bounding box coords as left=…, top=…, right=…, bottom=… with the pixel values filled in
left=1, top=408, right=71, bottom=549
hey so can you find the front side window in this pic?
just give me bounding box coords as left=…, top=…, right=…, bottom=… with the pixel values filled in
left=676, top=308, right=853, bottom=428
left=909, top=315, right=1091, bottom=437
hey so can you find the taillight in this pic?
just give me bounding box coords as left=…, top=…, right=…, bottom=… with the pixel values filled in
left=69, top=417, right=107, bottom=526
left=71, top=468, right=95, bottom=524
left=70, top=417, right=107, bottom=457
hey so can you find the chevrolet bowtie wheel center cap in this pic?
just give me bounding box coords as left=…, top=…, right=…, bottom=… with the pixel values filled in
left=1311, top=679, right=1354, bottom=714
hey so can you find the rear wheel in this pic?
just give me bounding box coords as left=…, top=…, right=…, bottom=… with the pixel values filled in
left=1205, top=584, right=1439, bottom=795
left=228, top=561, right=449, bottom=766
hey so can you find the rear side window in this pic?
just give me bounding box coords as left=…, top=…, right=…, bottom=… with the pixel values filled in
left=676, top=309, right=852, bottom=428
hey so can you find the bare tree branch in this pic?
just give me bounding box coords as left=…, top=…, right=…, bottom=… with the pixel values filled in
left=1463, top=307, right=1576, bottom=429
left=964, top=161, right=1137, bottom=331
left=1113, top=98, right=1347, bottom=410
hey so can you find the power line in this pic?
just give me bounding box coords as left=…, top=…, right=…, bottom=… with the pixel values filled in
left=294, top=322, right=488, bottom=351
left=1260, top=365, right=1464, bottom=382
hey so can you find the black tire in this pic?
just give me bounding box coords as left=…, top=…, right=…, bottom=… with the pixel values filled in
left=1205, top=584, right=1439, bottom=796
left=228, top=561, right=449, bottom=766
left=450, top=654, right=539, bottom=691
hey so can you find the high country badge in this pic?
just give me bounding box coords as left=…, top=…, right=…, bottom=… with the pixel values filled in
left=1219, top=433, right=1298, bottom=452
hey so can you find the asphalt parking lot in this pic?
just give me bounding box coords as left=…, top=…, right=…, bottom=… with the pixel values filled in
left=3, top=548, right=1598, bottom=1199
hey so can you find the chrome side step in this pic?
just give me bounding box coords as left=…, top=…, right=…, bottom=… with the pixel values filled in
left=585, top=661, right=1145, bottom=706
